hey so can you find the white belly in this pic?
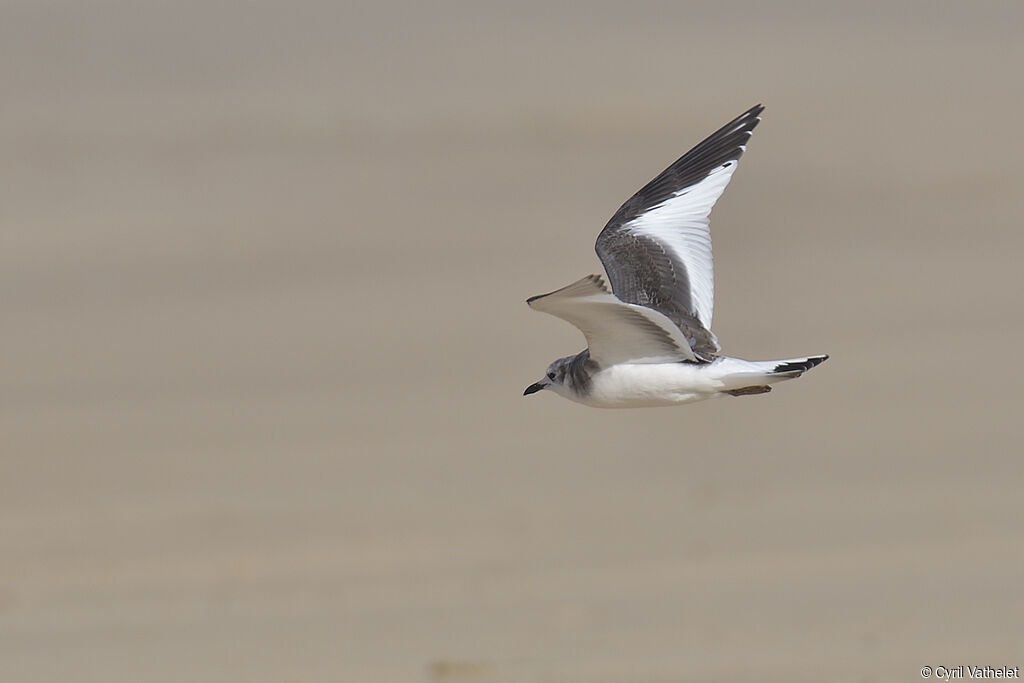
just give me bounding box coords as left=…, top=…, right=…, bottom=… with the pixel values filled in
left=577, top=362, right=728, bottom=408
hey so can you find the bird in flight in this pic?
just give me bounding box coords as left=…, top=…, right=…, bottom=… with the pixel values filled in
left=524, top=104, right=827, bottom=408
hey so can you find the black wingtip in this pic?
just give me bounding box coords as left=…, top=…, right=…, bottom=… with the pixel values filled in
left=600, top=103, right=767, bottom=232
left=720, top=103, right=764, bottom=130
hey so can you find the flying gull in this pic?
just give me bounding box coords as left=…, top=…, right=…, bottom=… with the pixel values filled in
left=524, top=104, right=827, bottom=408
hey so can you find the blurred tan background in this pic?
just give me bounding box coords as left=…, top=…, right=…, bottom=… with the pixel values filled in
left=3, top=1, right=1023, bottom=681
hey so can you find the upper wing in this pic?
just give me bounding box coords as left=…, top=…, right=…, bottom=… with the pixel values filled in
left=527, top=274, right=698, bottom=366
left=595, top=104, right=763, bottom=357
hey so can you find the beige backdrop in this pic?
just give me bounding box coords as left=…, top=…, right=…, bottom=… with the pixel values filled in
left=3, top=2, right=1023, bottom=681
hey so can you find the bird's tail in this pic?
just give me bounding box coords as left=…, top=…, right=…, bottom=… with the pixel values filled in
left=767, top=354, right=829, bottom=378
left=714, top=354, right=829, bottom=397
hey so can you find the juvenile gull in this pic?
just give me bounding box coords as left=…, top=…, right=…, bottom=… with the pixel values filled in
left=524, top=104, right=827, bottom=408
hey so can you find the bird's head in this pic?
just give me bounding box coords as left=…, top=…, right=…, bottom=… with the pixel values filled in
left=524, top=355, right=576, bottom=398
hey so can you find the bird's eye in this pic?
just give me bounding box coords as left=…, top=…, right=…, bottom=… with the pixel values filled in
left=547, top=371, right=556, bottom=380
